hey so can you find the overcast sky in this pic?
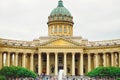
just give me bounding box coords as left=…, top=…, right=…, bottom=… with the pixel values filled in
left=0, top=0, right=120, bottom=41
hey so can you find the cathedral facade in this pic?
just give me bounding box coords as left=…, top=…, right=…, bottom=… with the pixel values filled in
left=0, top=0, right=120, bottom=76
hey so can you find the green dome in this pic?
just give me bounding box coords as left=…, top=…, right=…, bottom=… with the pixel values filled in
left=50, top=0, right=71, bottom=16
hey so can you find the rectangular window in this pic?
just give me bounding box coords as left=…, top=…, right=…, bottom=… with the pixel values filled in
left=64, top=26, right=67, bottom=33
left=52, top=26, right=54, bottom=33
left=68, top=27, right=71, bottom=33
left=55, top=26, right=57, bottom=33
left=59, top=26, right=62, bottom=33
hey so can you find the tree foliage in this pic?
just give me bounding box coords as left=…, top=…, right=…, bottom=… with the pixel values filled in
left=0, top=75, right=6, bottom=80
left=117, top=78, right=120, bottom=80
left=87, top=66, right=120, bottom=78
left=0, top=66, right=37, bottom=78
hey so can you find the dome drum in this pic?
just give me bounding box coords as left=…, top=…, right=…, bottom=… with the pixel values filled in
left=48, top=15, right=73, bottom=24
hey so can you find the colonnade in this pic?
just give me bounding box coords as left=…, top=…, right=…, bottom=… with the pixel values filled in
left=0, top=51, right=120, bottom=76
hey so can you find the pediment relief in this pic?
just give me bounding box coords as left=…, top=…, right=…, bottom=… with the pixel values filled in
left=40, top=38, right=81, bottom=47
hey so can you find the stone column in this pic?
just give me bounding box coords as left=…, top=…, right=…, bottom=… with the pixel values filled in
left=111, top=52, right=114, bottom=66
left=49, top=26, right=51, bottom=35
left=57, top=25, right=59, bottom=34
left=53, top=25, right=55, bottom=34
left=95, top=53, right=99, bottom=68
left=72, top=53, right=75, bottom=75
left=103, top=53, right=107, bottom=67
left=30, top=53, right=34, bottom=71
left=115, top=53, right=118, bottom=67
left=7, top=52, right=10, bottom=66
left=88, top=54, right=91, bottom=72
left=15, top=53, right=18, bottom=66
left=64, top=53, right=67, bottom=75
left=67, top=26, right=69, bottom=34
left=11, top=53, right=15, bottom=65
left=119, top=52, right=120, bottom=67
left=80, top=53, right=83, bottom=75
left=0, top=52, right=3, bottom=69
left=106, top=54, right=109, bottom=66
left=38, top=53, right=42, bottom=75
left=46, top=53, right=50, bottom=75
left=55, top=52, right=58, bottom=75
left=22, top=53, right=26, bottom=68
left=62, top=25, right=64, bottom=34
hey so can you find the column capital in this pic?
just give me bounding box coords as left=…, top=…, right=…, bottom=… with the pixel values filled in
left=64, top=52, right=67, bottom=55
left=54, top=52, right=58, bottom=54
left=15, top=52, right=19, bottom=55
left=72, top=52, right=75, bottom=55
left=23, top=53, right=27, bottom=55
left=31, top=53, right=34, bottom=55
left=87, top=53, right=91, bottom=55
left=95, top=53, right=98, bottom=57
left=38, top=52, right=42, bottom=55
left=7, top=52, right=10, bottom=55
left=95, top=53, right=98, bottom=54
left=80, top=52, right=84, bottom=54
left=80, top=53, right=84, bottom=55
left=46, top=52, right=50, bottom=55
left=103, top=52, right=107, bottom=55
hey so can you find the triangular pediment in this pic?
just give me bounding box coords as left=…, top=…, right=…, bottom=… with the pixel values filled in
left=40, top=38, right=81, bottom=47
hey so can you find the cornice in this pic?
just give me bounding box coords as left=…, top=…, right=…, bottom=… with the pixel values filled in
left=85, top=45, right=120, bottom=50
left=0, top=44, right=37, bottom=50
left=38, top=46, right=85, bottom=49
left=47, top=20, right=74, bottom=25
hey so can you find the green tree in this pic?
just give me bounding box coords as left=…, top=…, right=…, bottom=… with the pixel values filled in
left=117, top=78, right=120, bottom=80
left=87, top=66, right=120, bottom=78
left=0, top=75, right=6, bottom=80
left=0, top=66, right=37, bottom=79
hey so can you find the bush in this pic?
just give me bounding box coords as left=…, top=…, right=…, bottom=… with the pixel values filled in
left=0, top=66, right=37, bottom=79
left=0, top=75, right=6, bottom=80
left=87, top=67, right=120, bottom=78
left=117, top=78, right=120, bottom=80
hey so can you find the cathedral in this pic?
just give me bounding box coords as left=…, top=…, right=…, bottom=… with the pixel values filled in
left=0, top=0, right=120, bottom=76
